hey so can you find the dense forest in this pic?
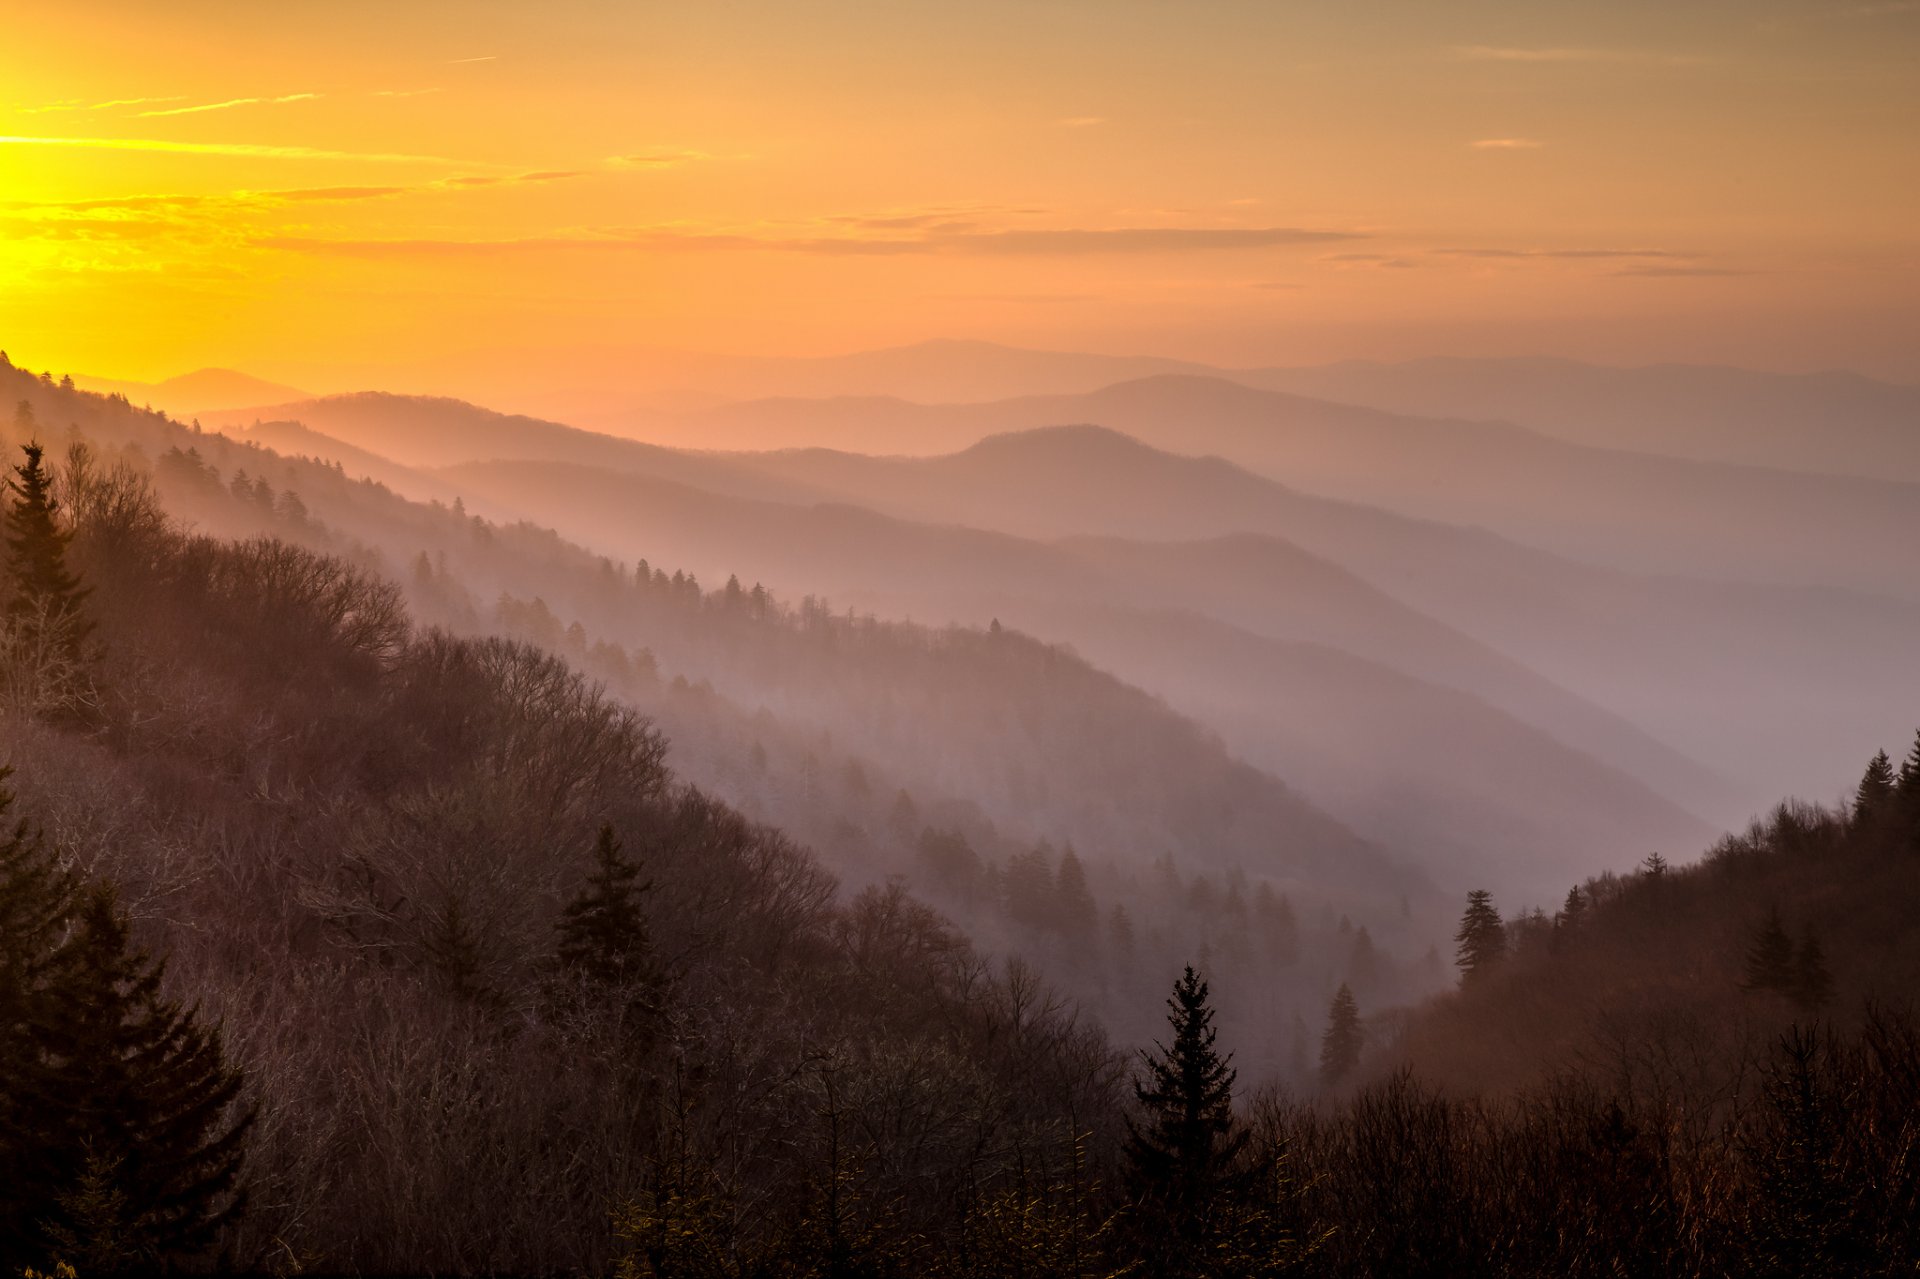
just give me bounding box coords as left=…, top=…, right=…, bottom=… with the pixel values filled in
left=5, top=359, right=1920, bottom=1275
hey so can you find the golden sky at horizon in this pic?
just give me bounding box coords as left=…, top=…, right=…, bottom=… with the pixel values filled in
left=3, top=0, right=1918, bottom=390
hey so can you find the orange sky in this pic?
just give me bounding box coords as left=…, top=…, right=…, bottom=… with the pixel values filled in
left=3, top=0, right=1918, bottom=388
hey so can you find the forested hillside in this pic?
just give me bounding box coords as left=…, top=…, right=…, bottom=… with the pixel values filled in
left=8, top=357, right=1920, bottom=1275
left=3, top=356, right=1434, bottom=1097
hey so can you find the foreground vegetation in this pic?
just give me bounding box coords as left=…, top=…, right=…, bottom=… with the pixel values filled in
left=4, top=400, right=1920, bottom=1273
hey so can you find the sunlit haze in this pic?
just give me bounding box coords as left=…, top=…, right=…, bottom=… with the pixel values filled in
left=4, top=4, right=1920, bottom=1273
left=6, top=0, right=1919, bottom=391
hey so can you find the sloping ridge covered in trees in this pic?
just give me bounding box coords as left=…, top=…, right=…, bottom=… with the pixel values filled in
left=0, top=418, right=1126, bottom=1271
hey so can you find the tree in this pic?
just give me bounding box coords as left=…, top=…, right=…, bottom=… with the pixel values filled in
left=1897, top=730, right=1920, bottom=796
left=23, top=886, right=252, bottom=1270
left=556, top=822, right=656, bottom=990
left=1454, top=890, right=1506, bottom=984
left=0, top=770, right=81, bottom=1268
left=1126, top=966, right=1248, bottom=1222
left=1054, top=846, right=1098, bottom=941
left=1792, top=927, right=1834, bottom=1012
left=1554, top=885, right=1590, bottom=950
left=1744, top=906, right=1796, bottom=994
left=4, top=441, right=92, bottom=655
left=1854, top=750, right=1896, bottom=823
left=1319, top=984, right=1363, bottom=1090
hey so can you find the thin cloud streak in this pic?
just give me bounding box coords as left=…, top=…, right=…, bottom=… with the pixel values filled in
left=1471, top=138, right=1544, bottom=149
left=254, top=222, right=1367, bottom=258
left=1454, top=45, right=1705, bottom=66
left=24, top=95, right=188, bottom=114
left=138, top=93, right=320, bottom=118
left=0, top=135, right=469, bottom=164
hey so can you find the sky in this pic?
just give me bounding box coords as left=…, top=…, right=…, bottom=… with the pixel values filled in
left=3, top=0, right=1918, bottom=389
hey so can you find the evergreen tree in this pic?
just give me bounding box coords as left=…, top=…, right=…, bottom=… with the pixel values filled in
left=0, top=770, right=81, bottom=1266
left=424, top=890, right=489, bottom=1002
left=1792, top=927, right=1835, bottom=1012
left=1897, top=730, right=1920, bottom=796
left=1125, top=966, right=1249, bottom=1224
left=24, top=886, right=252, bottom=1270
left=3, top=441, right=92, bottom=653
left=1454, top=890, right=1507, bottom=983
left=1854, top=750, right=1896, bottom=823
left=1318, top=983, right=1363, bottom=1090
left=556, top=823, right=655, bottom=989
left=1053, top=847, right=1098, bottom=941
left=1744, top=906, right=1797, bottom=994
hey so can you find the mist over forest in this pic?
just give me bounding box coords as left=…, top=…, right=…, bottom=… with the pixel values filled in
left=6, top=336, right=1920, bottom=1275
left=7, top=0, right=1920, bottom=1272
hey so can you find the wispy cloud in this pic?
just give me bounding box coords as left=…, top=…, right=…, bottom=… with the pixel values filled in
left=0, top=135, right=466, bottom=164
left=1471, top=138, right=1544, bottom=149
left=256, top=221, right=1366, bottom=258
left=1610, top=265, right=1757, bottom=278
left=441, top=170, right=585, bottom=188
left=138, top=93, right=320, bottom=118
left=608, top=150, right=711, bottom=168
left=269, top=185, right=411, bottom=201
left=447, top=55, right=498, bottom=64
left=1320, top=251, right=1420, bottom=269
left=1454, top=45, right=1703, bottom=66
left=1433, top=247, right=1685, bottom=260
left=23, top=95, right=187, bottom=115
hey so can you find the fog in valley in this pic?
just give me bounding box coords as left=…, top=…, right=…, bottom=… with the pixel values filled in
left=6, top=1, right=1920, bottom=1274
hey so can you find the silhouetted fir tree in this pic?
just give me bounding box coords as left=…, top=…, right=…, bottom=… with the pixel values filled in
left=556, top=823, right=655, bottom=988
left=1319, top=983, right=1363, bottom=1090
left=1744, top=906, right=1797, bottom=994
left=1854, top=750, right=1896, bottom=823
left=26, top=886, right=251, bottom=1271
left=1792, top=928, right=1834, bottom=1012
left=1054, top=846, right=1098, bottom=940
left=0, top=770, right=82, bottom=1267
left=1642, top=852, right=1669, bottom=879
left=424, top=891, right=489, bottom=1002
left=1897, top=730, right=1920, bottom=796
left=1553, top=884, right=1590, bottom=953
left=1454, top=890, right=1506, bottom=984
left=4, top=441, right=93, bottom=652
left=1125, top=966, right=1249, bottom=1227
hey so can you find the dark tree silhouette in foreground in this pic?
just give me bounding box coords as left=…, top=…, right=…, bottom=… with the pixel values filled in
left=1319, top=983, right=1363, bottom=1090
left=1454, top=890, right=1506, bottom=984
left=4, top=441, right=92, bottom=654
left=0, top=774, right=250, bottom=1272
left=1127, top=966, right=1248, bottom=1220
left=557, top=822, right=656, bottom=990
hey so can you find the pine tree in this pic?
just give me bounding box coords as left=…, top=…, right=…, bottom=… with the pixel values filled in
left=556, top=823, right=655, bottom=989
left=25, top=886, right=252, bottom=1269
left=1053, top=846, right=1098, bottom=941
left=1454, top=889, right=1506, bottom=983
left=1554, top=885, right=1590, bottom=952
left=0, top=770, right=81, bottom=1265
left=1744, top=906, right=1797, bottom=994
left=1125, top=966, right=1249, bottom=1223
left=1854, top=750, right=1896, bottom=823
left=1792, top=927, right=1835, bottom=1012
left=1897, top=730, right=1920, bottom=796
left=3, top=441, right=92, bottom=653
left=1319, top=983, right=1363, bottom=1090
